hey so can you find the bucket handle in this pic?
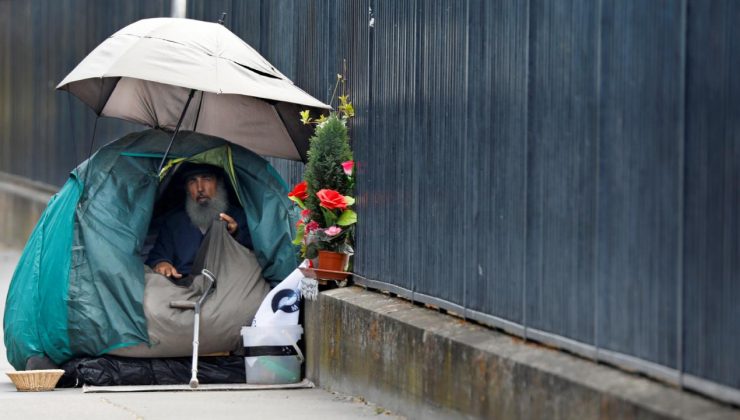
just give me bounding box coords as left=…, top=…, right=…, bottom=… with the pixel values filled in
left=281, top=330, right=304, bottom=363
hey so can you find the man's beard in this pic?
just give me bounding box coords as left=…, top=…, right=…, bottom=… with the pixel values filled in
left=185, top=181, right=229, bottom=231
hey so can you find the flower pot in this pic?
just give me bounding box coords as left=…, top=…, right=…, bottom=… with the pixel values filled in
left=317, top=250, right=350, bottom=272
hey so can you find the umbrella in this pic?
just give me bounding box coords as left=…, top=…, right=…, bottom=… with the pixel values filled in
left=57, top=17, right=331, bottom=164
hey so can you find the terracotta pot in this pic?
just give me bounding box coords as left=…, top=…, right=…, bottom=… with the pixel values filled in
left=317, top=250, right=350, bottom=271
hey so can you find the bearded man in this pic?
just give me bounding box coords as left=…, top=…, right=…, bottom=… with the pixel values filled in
left=146, top=163, right=253, bottom=279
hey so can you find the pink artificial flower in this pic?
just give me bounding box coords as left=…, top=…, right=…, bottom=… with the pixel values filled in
left=341, top=160, right=354, bottom=176
left=325, top=226, right=342, bottom=236
left=305, top=220, right=320, bottom=233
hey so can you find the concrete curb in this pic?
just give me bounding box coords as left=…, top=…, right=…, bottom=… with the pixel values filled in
left=305, top=287, right=740, bottom=420
left=0, top=171, right=55, bottom=248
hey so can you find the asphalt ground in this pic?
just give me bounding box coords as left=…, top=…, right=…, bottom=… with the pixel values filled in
left=0, top=246, right=403, bottom=420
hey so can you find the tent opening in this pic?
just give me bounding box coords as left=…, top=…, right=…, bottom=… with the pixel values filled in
left=142, top=159, right=244, bottom=264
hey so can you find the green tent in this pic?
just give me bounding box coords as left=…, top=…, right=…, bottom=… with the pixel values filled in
left=3, top=129, right=298, bottom=370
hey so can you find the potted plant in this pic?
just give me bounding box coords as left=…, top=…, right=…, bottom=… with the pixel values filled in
left=288, top=96, right=356, bottom=272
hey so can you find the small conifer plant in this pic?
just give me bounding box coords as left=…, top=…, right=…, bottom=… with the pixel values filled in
left=288, top=82, right=357, bottom=261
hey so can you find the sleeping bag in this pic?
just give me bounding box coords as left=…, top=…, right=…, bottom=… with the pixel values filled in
left=111, top=221, right=271, bottom=357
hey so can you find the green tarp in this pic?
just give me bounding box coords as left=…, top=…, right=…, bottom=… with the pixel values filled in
left=3, top=129, right=297, bottom=369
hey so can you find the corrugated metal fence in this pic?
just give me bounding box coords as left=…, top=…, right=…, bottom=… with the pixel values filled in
left=0, top=0, right=168, bottom=185
left=0, top=0, right=737, bottom=405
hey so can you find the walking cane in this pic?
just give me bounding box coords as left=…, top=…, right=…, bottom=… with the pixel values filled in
left=170, top=268, right=217, bottom=388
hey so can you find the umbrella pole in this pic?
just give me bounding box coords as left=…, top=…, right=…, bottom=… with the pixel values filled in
left=80, top=115, right=100, bottom=186
left=157, top=88, right=196, bottom=174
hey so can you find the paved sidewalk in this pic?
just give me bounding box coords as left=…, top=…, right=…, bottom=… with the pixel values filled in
left=0, top=247, right=403, bottom=420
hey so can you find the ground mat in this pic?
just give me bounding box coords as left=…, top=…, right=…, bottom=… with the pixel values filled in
left=82, top=379, right=314, bottom=393
left=59, top=355, right=246, bottom=387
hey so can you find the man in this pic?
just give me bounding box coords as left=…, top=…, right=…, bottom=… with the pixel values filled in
left=146, top=163, right=253, bottom=278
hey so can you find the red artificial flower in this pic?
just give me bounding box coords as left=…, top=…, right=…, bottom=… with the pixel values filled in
left=305, top=220, right=320, bottom=232
left=301, top=209, right=311, bottom=219
left=288, top=181, right=308, bottom=201
left=317, top=189, right=347, bottom=210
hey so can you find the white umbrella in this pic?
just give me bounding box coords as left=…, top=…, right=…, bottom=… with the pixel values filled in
left=58, top=17, right=331, bottom=164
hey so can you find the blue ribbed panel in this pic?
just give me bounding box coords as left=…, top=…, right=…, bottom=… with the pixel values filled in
left=1, top=0, right=163, bottom=185
left=466, top=0, right=529, bottom=322
left=412, top=0, right=469, bottom=303
left=525, top=0, right=599, bottom=343
left=256, top=0, right=305, bottom=185
left=682, top=0, right=740, bottom=389
left=334, top=0, right=372, bottom=278
left=358, top=0, right=418, bottom=290
left=596, top=0, right=684, bottom=368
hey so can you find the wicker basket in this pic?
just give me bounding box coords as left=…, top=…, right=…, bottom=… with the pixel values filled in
left=6, top=369, right=65, bottom=392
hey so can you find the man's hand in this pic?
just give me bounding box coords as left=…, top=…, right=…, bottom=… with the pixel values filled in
left=154, top=261, right=182, bottom=279
left=219, top=213, right=238, bottom=236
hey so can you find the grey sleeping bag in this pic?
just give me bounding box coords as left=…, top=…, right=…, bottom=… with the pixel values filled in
left=111, top=221, right=272, bottom=357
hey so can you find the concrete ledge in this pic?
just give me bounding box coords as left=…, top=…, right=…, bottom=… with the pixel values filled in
left=305, top=287, right=740, bottom=420
left=0, top=171, right=55, bottom=249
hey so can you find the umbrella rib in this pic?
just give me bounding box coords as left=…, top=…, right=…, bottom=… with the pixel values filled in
left=267, top=104, right=302, bottom=161
left=140, top=36, right=187, bottom=47
left=157, top=89, right=197, bottom=173
left=192, top=91, right=205, bottom=132
left=232, top=62, right=282, bottom=80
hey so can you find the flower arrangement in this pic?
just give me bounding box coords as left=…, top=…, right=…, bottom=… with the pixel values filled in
left=289, top=95, right=356, bottom=264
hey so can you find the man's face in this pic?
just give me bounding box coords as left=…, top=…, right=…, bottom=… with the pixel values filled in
left=186, top=173, right=218, bottom=205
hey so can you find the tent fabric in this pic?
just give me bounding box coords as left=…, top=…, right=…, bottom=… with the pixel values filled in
left=3, top=129, right=297, bottom=370
left=3, top=179, right=81, bottom=371
left=110, top=221, right=271, bottom=358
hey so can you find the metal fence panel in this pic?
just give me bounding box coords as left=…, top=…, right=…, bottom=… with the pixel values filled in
left=683, top=0, right=740, bottom=390
left=524, top=0, right=599, bottom=344
left=1, top=0, right=167, bottom=186
left=334, top=0, right=372, bottom=278
left=185, top=0, right=233, bottom=28
left=255, top=0, right=307, bottom=187
left=7, top=1, right=34, bottom=180
left=189, top=0, right=264, bottom=49
left=358, top=0, right=419, bottom=290
left=0, top=1, right=8, bottom=174
left=406, top=0, right=469, bottom=305
left=187, top=0, right=306, bottom=188
left=465, top=0, right=529, bottom=322
left=595, top=0, right=684, bottom=368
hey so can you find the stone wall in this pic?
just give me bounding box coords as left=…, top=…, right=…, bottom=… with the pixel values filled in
left=304, top=287, right=740, bottom=420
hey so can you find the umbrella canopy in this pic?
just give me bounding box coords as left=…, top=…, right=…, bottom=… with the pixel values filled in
left=58, top=17, right=330, bottom=161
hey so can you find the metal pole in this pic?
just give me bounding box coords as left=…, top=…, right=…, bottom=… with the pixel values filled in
left=170, top=0, right=186, bottom=18
left=157, top=89, right=196, bottom=174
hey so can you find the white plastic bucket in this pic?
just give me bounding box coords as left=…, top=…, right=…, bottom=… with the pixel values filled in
left=240, top=325, right=304, bottom=384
